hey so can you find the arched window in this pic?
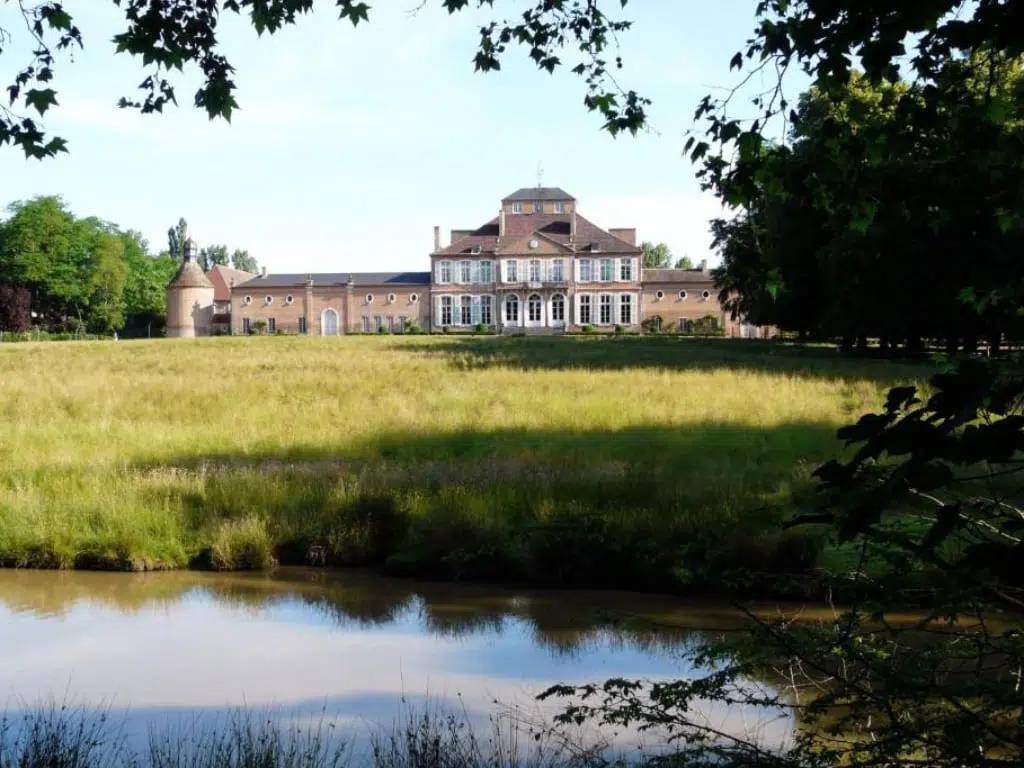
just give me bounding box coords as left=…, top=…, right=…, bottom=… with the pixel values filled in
left=504, top=294, right=520, bottom=323
left=527, top=293, right=543, bottom=323
left=321, top=308, right=339, bottom=336
left=550, top=293, right=565, bottom=323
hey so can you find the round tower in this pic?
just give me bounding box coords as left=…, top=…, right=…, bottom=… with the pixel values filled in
left=166, top=238, right=215, bottom=338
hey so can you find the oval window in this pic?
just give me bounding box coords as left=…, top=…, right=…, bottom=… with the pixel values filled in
left=265, top=295, right=274, bottom=305
left=365, top=294, right=374, bottom=304
left=285, top=294, right=294, bottom=305
left=702, top=290, right=711, bottom=300
left=243, top=295, right=252, bottom=305
left=387, top=293, right=397, bottom=304
left=410, top=293, right=419, bottom=303
left=655, top=290, right=664, bottom=300
left=679, top=290, right=688, bottom=301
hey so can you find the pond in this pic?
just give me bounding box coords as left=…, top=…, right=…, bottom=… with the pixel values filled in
left=0, top=568, right=793, bottom=761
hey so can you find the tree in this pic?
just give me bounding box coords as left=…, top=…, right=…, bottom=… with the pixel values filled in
left=0, top=284, right=31, bottom=332
left=87, top=232, right=128, bottom=333
left=640, top=241, right=672, bottom=269
left=674, top=255, right=694, bottom=269
left=231, top=249, right=258, bottom=274
left=1, top=1, right=649, bottom=159
left=167, top=218, right=188, bottom=261
left=199, top=244, right=230, bottom=270
left=122, top=232, right=176, bottom=337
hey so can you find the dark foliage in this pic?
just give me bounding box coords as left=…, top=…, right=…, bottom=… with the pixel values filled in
left=0, top=283, right=31, bottom=332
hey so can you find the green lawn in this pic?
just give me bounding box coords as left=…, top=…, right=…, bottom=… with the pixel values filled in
left=0, top=335, right=934, bottom=591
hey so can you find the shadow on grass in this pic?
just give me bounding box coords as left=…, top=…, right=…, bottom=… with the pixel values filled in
left=402, top=335, right=935, bottom=384
left=82, top=420, right=844, bottom=595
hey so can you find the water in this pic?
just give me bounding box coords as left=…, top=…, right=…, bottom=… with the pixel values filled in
left=0, top=568, right=792, bottom=758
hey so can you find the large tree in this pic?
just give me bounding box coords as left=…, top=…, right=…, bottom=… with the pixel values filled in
left=231, top=249, right=258, bottom=273
left=640, top=241, right=672, bottom=269
left=1, top=0, right=648, bottom=159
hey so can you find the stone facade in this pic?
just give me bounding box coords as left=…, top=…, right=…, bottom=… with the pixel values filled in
left=166, top=187, right=762, bottom=338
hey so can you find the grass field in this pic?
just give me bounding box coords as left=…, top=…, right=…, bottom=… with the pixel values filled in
left=0, top=335, right=933, bottom=591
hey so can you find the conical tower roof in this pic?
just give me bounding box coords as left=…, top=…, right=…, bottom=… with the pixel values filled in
left=169, top=257, right=213, bottom=289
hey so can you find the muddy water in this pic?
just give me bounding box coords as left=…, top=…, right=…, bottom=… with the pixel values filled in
left=0, top=568, right=793, bottom=756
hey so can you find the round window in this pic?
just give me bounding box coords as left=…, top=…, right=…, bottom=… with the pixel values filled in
left=243, top=295, right=252, bottom=305
left=679, top=290, right=688, bottom=300
left=387, top=293, right=397, bottom=304
left=285, top=294, right=294, bottom=305
left=702, top=290, right=711, bottom=300
left=365, top=294, right=374, bottom=304
left=410, top=293, right=419, bottom=303
left=265, top=295, right=274, bottom=305
left=655, top=290, right=665, bottom=300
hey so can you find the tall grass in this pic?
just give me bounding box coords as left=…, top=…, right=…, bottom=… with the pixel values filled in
left=0, top=336, right=932, bottom=590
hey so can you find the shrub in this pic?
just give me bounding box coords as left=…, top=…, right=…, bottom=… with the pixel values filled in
left=251, top=319, right=268, bottom=335
left=613, top=324, right=624, bottom=335
left=324, top=495, right=407, bottom=566
left=641, top=315, right=663, bottom=334
left=581, top=324, right=596, bottom=334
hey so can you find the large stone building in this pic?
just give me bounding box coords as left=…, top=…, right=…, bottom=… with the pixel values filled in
left=167, top=187, right=763, bottom=337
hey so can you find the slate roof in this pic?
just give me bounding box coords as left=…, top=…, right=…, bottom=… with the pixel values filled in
left=643, top=268, right=714, bottom=284
left=238, top=272, right=431, bottom=289
left=437, top=213, right=642, bottom=256
left=501, top=187, right=576, bottom=202
left=206, top=264, right=256, bottom=301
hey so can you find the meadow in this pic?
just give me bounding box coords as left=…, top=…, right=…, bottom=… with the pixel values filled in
left=0, top=335, right=933, bottom=591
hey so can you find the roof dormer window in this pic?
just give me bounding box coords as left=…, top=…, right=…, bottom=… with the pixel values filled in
left=591, top=242, right=601, bottom=252
left=470, top=244, right=482, bottom=255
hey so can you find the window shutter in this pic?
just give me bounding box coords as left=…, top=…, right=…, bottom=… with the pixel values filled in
left=502, top=260, right=509, bottom=283
left=434, top=261, right=441, bottom=282
left=574, top=260, right=580, bottom=282
left=633, top=258, right=640, bottom=281
left=434, top=295, right=442, bottom=328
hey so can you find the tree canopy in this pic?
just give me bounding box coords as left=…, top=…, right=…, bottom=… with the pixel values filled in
left=640, top=241, right=672, bottom=269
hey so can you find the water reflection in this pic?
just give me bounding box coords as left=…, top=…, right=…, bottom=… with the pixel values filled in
left=0, top=568, right=792, bottom=756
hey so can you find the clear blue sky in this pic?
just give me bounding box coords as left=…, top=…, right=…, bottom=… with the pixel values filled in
left=0, top=1, right=801, bottom=273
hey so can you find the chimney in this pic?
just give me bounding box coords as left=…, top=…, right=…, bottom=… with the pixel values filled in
left=261, top=266, right=267, bottom=278
left=433, top=226, right=440, bottom=253
left=499, top=209, right=506, bottom=238
left=570, top=211, right=577, bottom=244
left=699, top=259, right=708, bottom=272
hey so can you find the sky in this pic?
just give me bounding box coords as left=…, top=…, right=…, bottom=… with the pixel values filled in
left=0, top=0, right=800, bottom=273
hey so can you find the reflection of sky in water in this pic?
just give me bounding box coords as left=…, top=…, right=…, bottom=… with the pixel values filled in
left=0, top=574, right=792, bottom=757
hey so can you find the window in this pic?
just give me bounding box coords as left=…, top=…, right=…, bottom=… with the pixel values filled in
left=619, top=295, right=633, bottom=325
left=702, top=290, right=711, bottom=300
left=242, top=317, right=251, bottom=334
left=554, top=201, right=565, bottom=214
left=268, top=318, right=276, bottom=333
left=411, top=293, right=419, bottom=303
left=480, top=296, right=493, bottom=325
left=579, top=259, right=593, bottom=282
left=506, top=260, right=518, bottom=282
left=679, top=290, right=688, bottom=301
left=373, top=315, right=382, bottom=332
left=512, top=202, right=523, bottom=214
left=528, top=294, right=542, bottom=323
left=599, top=294, right=612, bottom=325
left=265, top=295, right=274, bottom=305
left=387, top=293, right=396, bottom=304
left=285, top=294, right=294, bottom=305
left=397, top=315, right=407, bottom=332
left=529, top=260, right=542, bottom=283
left=361, top=316, right=371, bottom=333
left=533, top=200, right=543, bottom=213
left=440, top=295, right=453, bottom=326
left=599, top=258, right=614, bottom=282
left=505, top=295, right=519, bottom=323
left=439, top=261, right=452, bottom=284
left=459, top=260, right=471, bottom=284
left=656, top=290, right=665, bottom=300
left=298, top=317, right=306, bottom=334
left=579, top=294, right=592, bottom=324
left=551, top=294, right=565, bottom=323
left=365, top=294, right=374, bottom=304
left=479, top=260, right=493, bottom=283
left=243, top=295, right=252, bottom=305
left=385, top=316, right=393, bottom=332
left=551, top=260, right=564, bottom=282
left=620, top=259, right=634, bottom=281
left=460, top=295, right=472, bottom=325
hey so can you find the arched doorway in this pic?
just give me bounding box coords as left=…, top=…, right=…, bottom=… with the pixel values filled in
left=321, top=308, right=339, bottom=336
left=504, top=294, right=520, bottom=326
left=526, top=293, right=543, bottom=328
